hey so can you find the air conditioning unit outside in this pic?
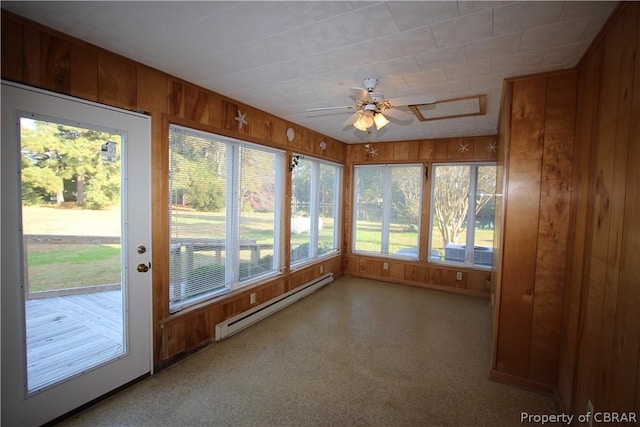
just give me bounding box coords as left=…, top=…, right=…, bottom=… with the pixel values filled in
left=444, top=243, right=493, bottom=267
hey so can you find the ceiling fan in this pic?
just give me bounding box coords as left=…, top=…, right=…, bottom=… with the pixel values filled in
left=306, top=78, right=436, bottom=132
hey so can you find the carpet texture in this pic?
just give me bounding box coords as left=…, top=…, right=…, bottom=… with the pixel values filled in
left=58, top=277, right=558, bottom=426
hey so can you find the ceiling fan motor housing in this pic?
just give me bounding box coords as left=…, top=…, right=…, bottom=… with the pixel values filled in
left=362, top=78, right=378, bottom=92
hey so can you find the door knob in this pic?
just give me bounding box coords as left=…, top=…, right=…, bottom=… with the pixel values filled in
left=137, top=262, right=151, bottom=273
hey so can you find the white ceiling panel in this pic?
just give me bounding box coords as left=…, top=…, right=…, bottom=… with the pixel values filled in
left=493, top=1, right=565, bottom=36
left=430, top=10, right=494, bottom=48
left=519, top=17, right=592, bottom=52
left=387, top=2, right=461, bottom=31
left=1, top=1, right=618, bottom=144
left=464, top=33, right=522, bottom=62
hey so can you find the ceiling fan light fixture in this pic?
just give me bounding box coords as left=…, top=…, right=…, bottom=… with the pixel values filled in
left=374, top=112, right=390, bottom=130
left=353, top=112, right=370, bottom=131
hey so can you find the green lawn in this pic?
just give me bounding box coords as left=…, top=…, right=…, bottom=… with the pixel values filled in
left=353, top=221, right=494, bottom=257
left=26, top=244, right=121, bottom=292
left=24, top=205, right=495, bottom=293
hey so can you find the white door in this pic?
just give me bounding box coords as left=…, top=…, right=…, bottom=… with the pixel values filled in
left=1, top=82, right=152, bottom=426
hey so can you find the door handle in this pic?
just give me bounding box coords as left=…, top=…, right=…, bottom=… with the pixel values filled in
left=137, top=262, right=151, bottom=273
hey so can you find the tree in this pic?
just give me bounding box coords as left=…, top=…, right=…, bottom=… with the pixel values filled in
left=239, top=147, right=275, bottom=213
left=432, top=165, right=496, bottom=248
left=20, top=119, right=121, bottom=209
left=392, top=167, right=421, bottom=226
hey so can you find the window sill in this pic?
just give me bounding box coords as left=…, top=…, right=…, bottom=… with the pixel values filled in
left=289, top=251, right=341, bottom=272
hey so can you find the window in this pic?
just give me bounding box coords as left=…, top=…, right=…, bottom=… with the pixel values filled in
left=290, top=155, right=342, bottom=265
left=429, top=163, right=496, bottom=268
left=168, top=125, right=283, bottom=311
left=352, top=164, right=423, bottom=259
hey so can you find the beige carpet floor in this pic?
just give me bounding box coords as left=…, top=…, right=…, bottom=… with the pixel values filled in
left=57, top=277, right=558, bottom=426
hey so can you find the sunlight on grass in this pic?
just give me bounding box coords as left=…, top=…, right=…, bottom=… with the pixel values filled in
left=26, top=244, right=121, bottom=291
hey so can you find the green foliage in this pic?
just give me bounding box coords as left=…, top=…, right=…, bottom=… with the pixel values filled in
left=186, top=254, right=274, bottom=293
left=187, top=264, right=225, bottom=290
left=188, top=177, right=225, bottom=212
left=20, top=119, right=121, bottom=209
left=290, top=241, right=333, bottom=263
left=240, top=254, right=273, bottom=279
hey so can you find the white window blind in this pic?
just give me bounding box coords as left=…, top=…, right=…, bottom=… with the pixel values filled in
left=168, top=125, right=282, bottom=312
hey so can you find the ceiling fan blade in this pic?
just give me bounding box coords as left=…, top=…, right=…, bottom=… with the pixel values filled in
left=306, top=105, right=356, bottom=112
left=387, top=94, right=436, bottom=107
left=342, top=112, right=361, bottom=127
left=382, top=108, right=413, bottom=121
left=349, top=87, right=372, bottom=101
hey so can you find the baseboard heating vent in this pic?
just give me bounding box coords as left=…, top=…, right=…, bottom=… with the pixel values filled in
left=215, top=273, right=333, bottom=341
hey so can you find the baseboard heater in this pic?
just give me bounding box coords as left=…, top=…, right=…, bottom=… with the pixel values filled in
left=215, top=272, right=334, bottom=341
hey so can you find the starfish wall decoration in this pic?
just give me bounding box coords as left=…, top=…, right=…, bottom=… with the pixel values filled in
left=364, top=143, right=377, bottom=159
left=234, top=110, right=248, bottom=129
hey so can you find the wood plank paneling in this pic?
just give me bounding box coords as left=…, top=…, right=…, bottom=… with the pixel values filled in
left=594, top=13, right=629, bottom=408
left=344, top=255, right=490, bottom=298
left=137, top=67, right=167, bottom=114
left=97, top=53, right=136, bottom=110
left=185, top=85, right=210, bottom=124
left=555, top=2, right=640, bottom=420
left=607, top=4, right=640, bottom=412
left=528, top=73, right=576, bottom=384
left=491, top=80, right=511, bottom=372
left=2, top=13, right=24, bottom=81
left=70, top=44, right=97, bottom=101
left=23, top=26, right=41, bottom=87
left=168, top=80, right=185, bottom=117
left=556, top=47, right=602, bottom=413
left=575, top=13, right=624, bottom=414
left=40, top=33, right=70, bottom=94
left=496, top=77, right=547, bottom=378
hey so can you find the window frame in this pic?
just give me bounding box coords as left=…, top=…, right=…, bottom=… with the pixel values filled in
left=168, top=124, right=284, bottom=312
left=290, top=154, right=342, bottom=268
left=428, top=161, right=496, bottom=270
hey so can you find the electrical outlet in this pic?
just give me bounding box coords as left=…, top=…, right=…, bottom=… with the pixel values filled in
left=320, top=265, right=324, bottom=274
left=250, top=293, right=256, bottom=304
left=383, top=262, right=389, bottom=270
left=587, top=400, right=594, bottom=427
left=456, top=272, right=463, bottom=281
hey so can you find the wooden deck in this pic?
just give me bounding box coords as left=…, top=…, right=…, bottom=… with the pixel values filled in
left=25, top=290, right=123, bottom=392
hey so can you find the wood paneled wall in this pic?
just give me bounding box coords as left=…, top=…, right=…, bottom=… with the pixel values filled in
left=491, top=70, right=577, bottom=393
left=343, top=136, right=497, bottom=298
left=557, top=2, right=640, bottom=420
left=1, top=11, right=345, bottom=368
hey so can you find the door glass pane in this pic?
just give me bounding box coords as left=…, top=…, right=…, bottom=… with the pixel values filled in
left=20, top=117, right=125, bottom=393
